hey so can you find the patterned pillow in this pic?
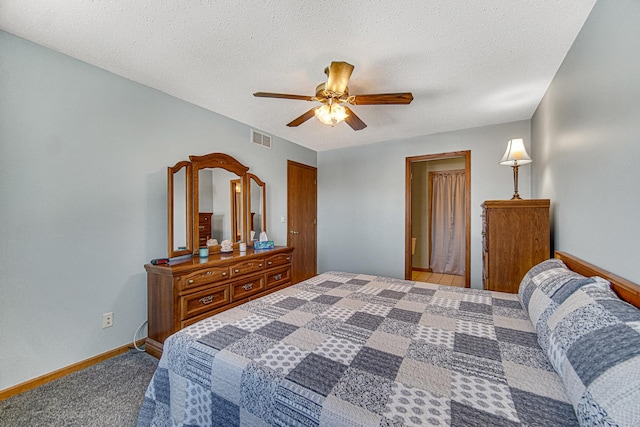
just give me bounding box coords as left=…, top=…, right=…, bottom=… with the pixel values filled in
left=545, top=282, right=640, bottom=426
left=518, top=258, right=598, bottom=330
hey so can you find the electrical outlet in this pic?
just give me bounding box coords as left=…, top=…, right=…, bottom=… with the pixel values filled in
left=102, top=312, right=113, bottom=328
left=280, top=215, right=286, bottom=223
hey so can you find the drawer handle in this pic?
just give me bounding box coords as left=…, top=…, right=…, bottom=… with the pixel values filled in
left=222, top=272, right=227, bottom=276
left=234, top=269, right=240, bottom=273
left=258, top=263, right=263, bottom=267
left=199, top=295, right=214, bottom=305
left=242, top=283, right=254, bottom=291
left=188, top=279, right=194, bottom=284
left=286, top=257, right=291, bottom=261
left=268, top=261, right=272, bottom=265
left=273, top=274, right=283, bottom=281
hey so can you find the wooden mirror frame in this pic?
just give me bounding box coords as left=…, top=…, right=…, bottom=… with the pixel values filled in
left=230, top=179, right=243, bottom=243
left=189, top=153, right=250, bottom=254
left=167, top=161, right=193, bottom=258
left=247, top=173, right=267, bottom=245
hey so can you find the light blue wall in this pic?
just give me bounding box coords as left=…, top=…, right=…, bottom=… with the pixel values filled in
left=0, top=31, right=316, bottom=390
left=531, top=0, right=640, bottom=284
left=317, top=120, right=531, bottom=286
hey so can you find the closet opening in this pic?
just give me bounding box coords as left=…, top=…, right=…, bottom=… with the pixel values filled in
left=405, top=151, right=470, bottom=287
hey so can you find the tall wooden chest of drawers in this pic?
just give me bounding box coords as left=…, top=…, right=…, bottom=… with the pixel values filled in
left=197, top=212, right=212, bottom=247
left=481, top=200, right=550, bottom=293
left=145, top=246, right=294, bottom=357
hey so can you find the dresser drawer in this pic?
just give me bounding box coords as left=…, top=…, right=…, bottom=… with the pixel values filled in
left=230, top=275, right=265, bottom=301
left=198, top=224, right=211, bottom=235
left=180, top=284, right=230, bottom=320
left=230, top=259, right=265, bottom=278
left=266, top=266, right=290, bottom=288
left=178, top=266, right=229, bottom=291
left=265, top=253, right=292, bottom=268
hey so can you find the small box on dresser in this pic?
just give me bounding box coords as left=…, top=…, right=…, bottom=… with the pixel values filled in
left=481, top=199, right=550, bottom=293
left=144, top=246, right=294, bottom=358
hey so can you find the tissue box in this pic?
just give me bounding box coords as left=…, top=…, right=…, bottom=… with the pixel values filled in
left=254, top=240, right=274, bottom=250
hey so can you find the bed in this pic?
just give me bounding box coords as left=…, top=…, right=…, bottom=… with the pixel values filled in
left=137, top=252, right=640, bottom=426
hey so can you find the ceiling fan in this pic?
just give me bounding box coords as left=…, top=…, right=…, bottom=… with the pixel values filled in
left=253, top=61, right=414, bottom=131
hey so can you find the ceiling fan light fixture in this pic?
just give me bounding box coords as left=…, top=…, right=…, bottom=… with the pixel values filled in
left=314, top=103, right=348, bottom=126
left=314, top=105, right=332, bottom=125
left=254, top=61, right=413, bottom=130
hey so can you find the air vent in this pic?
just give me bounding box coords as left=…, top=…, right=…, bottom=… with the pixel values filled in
left=251, top=129, right=272, bottom=149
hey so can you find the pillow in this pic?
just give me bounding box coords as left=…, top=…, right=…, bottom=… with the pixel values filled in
left=518, top=258, right=598, bottom=330
left=545, top=282, right=640, bottom=426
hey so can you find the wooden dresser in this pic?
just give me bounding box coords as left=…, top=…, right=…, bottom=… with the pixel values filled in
left=145, top=246, right=294, bottom=357
left=481, top=199, right=550, bottom=293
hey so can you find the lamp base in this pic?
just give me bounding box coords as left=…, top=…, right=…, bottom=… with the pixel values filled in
left=510, top=165, right=523, bottom=200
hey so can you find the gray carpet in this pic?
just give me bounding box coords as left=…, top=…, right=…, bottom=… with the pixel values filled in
left=0, top=350, right=158, bottom=426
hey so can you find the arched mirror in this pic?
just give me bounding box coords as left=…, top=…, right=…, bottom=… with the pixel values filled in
left=247, top=173, right=266, bottom=243
left=167, top=161, right=193, bottom=258
left=190, top=153, right=249, bottom=252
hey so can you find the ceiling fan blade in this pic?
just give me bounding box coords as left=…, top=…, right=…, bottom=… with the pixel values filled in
left=253, top=92, right=314, bottom=101
left=350, top=92, right=414, bottom=105
left=286, top=109, right=317, bottom=127
left=344, top=107, right=367, bottom=131
left=326, top=62, right=354, bottom=94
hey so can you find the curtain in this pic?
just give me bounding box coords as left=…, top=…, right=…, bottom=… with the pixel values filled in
left=430, top=170, right=466, bottom=275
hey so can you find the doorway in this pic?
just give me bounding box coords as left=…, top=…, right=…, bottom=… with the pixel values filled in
left=405, top=151, right=470, bottom=287
left=287, top=160, right=317, bottom=283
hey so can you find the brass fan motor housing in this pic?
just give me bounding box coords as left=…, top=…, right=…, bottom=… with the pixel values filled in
left=314, top=83, right=349, bottom=102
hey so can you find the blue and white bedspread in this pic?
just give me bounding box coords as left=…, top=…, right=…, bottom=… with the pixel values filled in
left=137, top=271, right=577, bottom=426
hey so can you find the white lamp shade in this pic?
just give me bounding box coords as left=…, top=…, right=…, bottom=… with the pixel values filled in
left=499, top=138, right=532, bottom=166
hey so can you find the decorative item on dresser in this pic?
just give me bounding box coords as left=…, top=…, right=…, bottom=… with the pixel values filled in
left=481, top=199, right=550, bottom=292
left=144, top=246, right=293, bottom=358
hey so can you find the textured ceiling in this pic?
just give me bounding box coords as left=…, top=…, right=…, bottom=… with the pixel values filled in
left=0, top=1, right=596, bottom=151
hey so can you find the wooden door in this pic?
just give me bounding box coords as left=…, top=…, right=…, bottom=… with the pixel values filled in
left=287, top=160, right=317, bottom=283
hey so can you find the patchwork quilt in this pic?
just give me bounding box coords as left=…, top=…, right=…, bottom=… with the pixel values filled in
left=137, top=272, right=577, bottom=426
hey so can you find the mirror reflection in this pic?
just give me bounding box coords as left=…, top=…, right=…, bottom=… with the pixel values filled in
left=197, top=168, right=240, bottom=246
